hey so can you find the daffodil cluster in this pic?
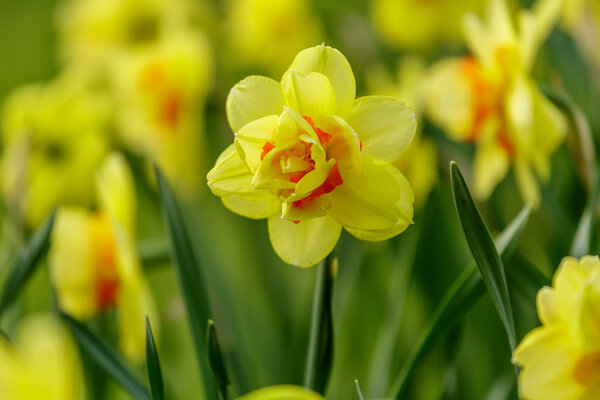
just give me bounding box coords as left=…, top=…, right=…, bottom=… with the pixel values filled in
left=513, top=255, right=600, bottom=400
left=425, top=0, right=566, bottom=206
left=49, top=153, right=158, bottom=362
left=208, top=45, right=416, bottom=267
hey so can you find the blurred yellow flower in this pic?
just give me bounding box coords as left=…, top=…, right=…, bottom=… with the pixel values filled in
left=56, top=0, right=211, bottom=67
left=237, top=385, right=324, bottom=400
left=208, top=45, right=416, bottom=267
left=371, top=0, right=484, bottom=51
left=0, top=314, right=84, bottom=400
left=425, top=0, right=566, bottom=206
left=366, top=57, right=438, bottom=209
left=110, top=31, right=213, bottom=194
left=513, top=255, right=600, bottom=400
left=1, top=68, right=110, bottom=228
left=49, top=153, right=158, bottom=362
left=560, top=0, right=600, bottom=70
left=223, top=0, right=323, bottom=76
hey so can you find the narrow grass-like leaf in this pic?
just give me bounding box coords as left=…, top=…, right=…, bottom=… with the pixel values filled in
left=303, top=253, right=336, bottom=394
left=61, top=313, right=150, bottom=400
left=450, top=162, right=517, bottom=350
left=145, top=316, right=164, bottom=400
left=355, top=379, right=365, bottom=400
left=0, top=209, right=56, bottom=315
left=392, top=205, right=530, bottom=398
left=154, top=166, right=218, bottom=400
left=571, top=171, right=599, bottom=257
left=207, top=319, right=230, bottom=400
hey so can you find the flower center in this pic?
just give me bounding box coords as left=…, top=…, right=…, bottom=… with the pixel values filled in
left=259, top=115, right=344, bottom=209
left=90, top=214, right=120, bottom=310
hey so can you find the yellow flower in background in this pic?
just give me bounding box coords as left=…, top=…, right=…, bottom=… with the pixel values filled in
left=560, top=0, right=600, bottom=70
left=0, top=314, right=84, bottom=400
left=237, top=385, right=324, bottom=400
left=208, top=45, right=416, bottom=267
left=56, top=0, right=212, bottom=67
left=371, top=0, right=484, bottom=51
left=513, top=255, right=600, bottom=400
left=110, top=31, right=213, bottom=194
left=366, top=57, right=438, bottom=209
left=425, top=0, right=566, bottom=206
left=49, top=153, right=158, bottom=362
left=223, top=0, right=323, bottom=76
left=1, top=68, right=110, bottom=228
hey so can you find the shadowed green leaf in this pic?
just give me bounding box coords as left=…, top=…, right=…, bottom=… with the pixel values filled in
left=0, top=209, right=56, bottom=315
left=392, top=204, right=530, bottom=398
left=207, top=319, right=230, bottom=400
left=304, top=253, right=336, bottom=394
left=154, top=165, right=218, bottom=400
left=61, top=313, right=150, bottom=400
left=145, top=316, right=164, bottom=400
left=571, top=171, right=599, bottom=257
left=450, top=162, right=517, bottom=350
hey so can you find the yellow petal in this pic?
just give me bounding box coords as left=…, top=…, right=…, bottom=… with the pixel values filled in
left=473, top=136, right=510, bottom=201
left=329, top=155, right=413, bottom=233
left=318, top=115, right=361, bottom=172
left=222, top=194, right=281, bottom=220
left=462, top=13, right=493, bottom=66
left=268, top=214, right=341, bottom=267
left=282, top=71, right=336, bottom=118
left=514, top=159, right=541, bottom=208
left=207, top=144, right=255, bottom=196
left=234, top=115, right=279, bottom=172
left=237, top=384, right=325, bottom=400
left=345, top=218, right=411, bottom=241
left=537, top=286, right=558, bottom=325
left=347, top=96, right=417, bottom=163
left=48, top=207, right=97, bottom=319
left=283, top=45, right=356, bottom=118
left=226, top=75, right=284, bottom=132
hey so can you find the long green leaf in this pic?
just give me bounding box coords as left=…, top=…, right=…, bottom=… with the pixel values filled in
left=0, top=209, right=56, bottom=314
left=450, top=162, right=517, bottom=350
left=391, top=205, right=530, bottom=398
left=154, top=166, right=218, bottom=400
left=207, top=319, right=230, bottom=400
left=355, top=380, right=365, bottom=400
left=571, top=171, right=600, bottom=257
left=145, top=316, right=164, bottom=400
left=303, top=253, right=336, bottom=394
left=61, top=313, right=150, bottom=400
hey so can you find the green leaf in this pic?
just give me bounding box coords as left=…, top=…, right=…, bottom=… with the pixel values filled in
left=207, top=319, right=230, bottom=400
left=138, top=238, right=171, bottom=268
left=355, top=379, right=365, bottom=400
left=154, top=166, right=218, bottom=400
left=450, top=162, right=517, bottom=350
left=61, top=313, right=150, bottom=400
left=145, top=316, right=164, bottom=400
left=391, top=204, right=530, bottom=398
left=571, top=171, right=600, bottom=257
left=0, top=209, right=56, bottom=315
left=303, top=253, right=336, bottom=394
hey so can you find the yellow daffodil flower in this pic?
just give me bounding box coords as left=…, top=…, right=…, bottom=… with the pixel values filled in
left=425, top=0, right=567, bottom=206
left=223, top=0, right=323, bottom=76
left=207, top=45, right=416, bottom=267
left=110, top=31, right=213, bottom=194
left=366, top=57, right=438, bottom=209
left=561, top=0, right=600, bottom=70
left=0, top=314, right=84, bottom=400
left=1, top=68, right=110, bottom=228
left=513, top=255, right=600, bottom=400
left=237, top=385, right=324, bottom=400
left=49, top=153, right=158, bottom=362
left=372, top=0, right=484, bottom=51
left=56, top=0, right=211, bottom=67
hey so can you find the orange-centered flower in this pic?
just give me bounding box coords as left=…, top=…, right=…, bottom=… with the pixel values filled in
left=208, top=45, right=417, bottom=266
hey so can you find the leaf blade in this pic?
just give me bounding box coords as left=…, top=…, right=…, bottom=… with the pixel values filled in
left=207, top=319, right=230, bottom=400
left=145, top=316, right=164, bottom=400
left=61, top=313, right=150, bottom=400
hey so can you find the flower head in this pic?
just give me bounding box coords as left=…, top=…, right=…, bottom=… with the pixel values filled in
left=237, top=385, right=324, bottom=400
left=49, top=153, right=158, bottom=362
left=0, top=314, right=84, bottom=400
left=425, top=0, right=566, bottom=206
left=513, top=255, right=600, bottom=399
left=208, top=45, right=416, bottom=267
left=1, top=68, right=110, bottom=228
